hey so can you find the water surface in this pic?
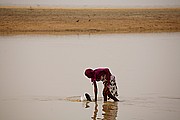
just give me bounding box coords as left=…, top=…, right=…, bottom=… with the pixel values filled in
left=0, top=33, right=180, bottom=120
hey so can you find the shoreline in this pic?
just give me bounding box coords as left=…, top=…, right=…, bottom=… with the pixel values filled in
left=0, top=7, right=180, bottom=35
left=1, top=6, right=180, bottom=9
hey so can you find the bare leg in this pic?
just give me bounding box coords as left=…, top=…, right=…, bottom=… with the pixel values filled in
left=103, top=86, right=108, bottom=102
left=103, top=85, right=119, bottom=102
left=103, top=94, right=107, bottom=101
left=108, top=93, right=119, bottom=101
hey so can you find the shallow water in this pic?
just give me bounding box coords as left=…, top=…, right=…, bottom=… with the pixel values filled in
left=0, top=33, right=180, bottom=120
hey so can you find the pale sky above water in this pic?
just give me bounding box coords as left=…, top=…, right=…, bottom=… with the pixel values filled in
left=1, top=0, right=180, bottom=8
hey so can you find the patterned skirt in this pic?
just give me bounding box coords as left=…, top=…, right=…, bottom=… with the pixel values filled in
left=109, top=75, right=118, bottom=97
left=103, top=75, right=118, bottom=97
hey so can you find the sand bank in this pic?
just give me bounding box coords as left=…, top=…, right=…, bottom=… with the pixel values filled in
left=0, top=7, right=180, bottom=35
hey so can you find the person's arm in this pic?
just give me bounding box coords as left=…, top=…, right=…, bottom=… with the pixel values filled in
left=93, top=81, right=98, bottom=101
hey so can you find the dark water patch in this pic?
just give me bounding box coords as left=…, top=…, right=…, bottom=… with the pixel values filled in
left=159, top=96, right=180, bottom=100
left=65, top=96, right=103, bottom=102
left=0, top=96, right=64, bottom=102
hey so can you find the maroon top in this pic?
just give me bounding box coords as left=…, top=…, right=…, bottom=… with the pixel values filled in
left=91, top=68, right=111, bottom=84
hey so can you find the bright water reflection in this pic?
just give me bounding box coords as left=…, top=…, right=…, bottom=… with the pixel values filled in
left=82, top=101, right=118, bottom=120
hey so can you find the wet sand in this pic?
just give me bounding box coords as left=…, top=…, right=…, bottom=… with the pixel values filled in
left=0, top=7, right=180, bottom=35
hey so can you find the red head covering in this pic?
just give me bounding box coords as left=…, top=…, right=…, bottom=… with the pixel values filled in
left=85, top=69, right=94, bottom=78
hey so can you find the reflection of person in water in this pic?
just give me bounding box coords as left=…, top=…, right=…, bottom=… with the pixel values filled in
left=84, top=68, right=119, bottom=102
left=91, top=102, right=98, bottom=120
left=90, top=102, right=118, bottom=120
left=102, top=102, right=118, bottom=120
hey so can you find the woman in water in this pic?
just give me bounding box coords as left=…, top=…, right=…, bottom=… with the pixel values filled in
left=85, top=68, right=119, bottom=102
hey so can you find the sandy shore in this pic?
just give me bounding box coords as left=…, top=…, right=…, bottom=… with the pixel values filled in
left=0, top=7, right=180, bottom=35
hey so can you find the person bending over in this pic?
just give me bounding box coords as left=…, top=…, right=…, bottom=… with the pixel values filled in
left=85, top=68, right=119, bottom=102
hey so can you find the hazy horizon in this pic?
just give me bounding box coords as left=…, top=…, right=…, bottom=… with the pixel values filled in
left=1, top=0, right=180, bottom=8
